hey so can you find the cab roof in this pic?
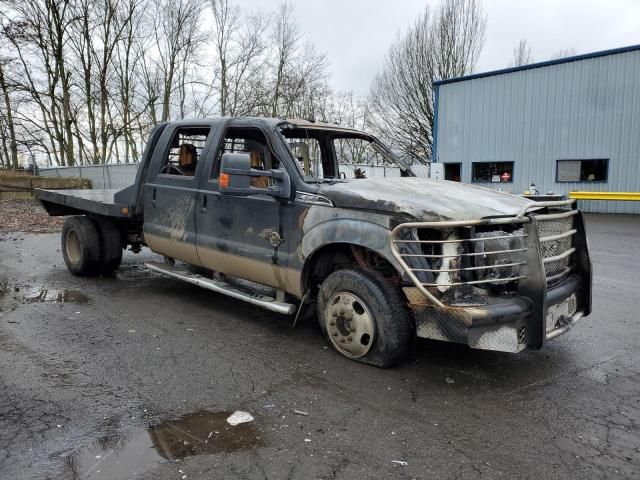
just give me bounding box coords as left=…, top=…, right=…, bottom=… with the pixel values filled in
left=163, top=117, right=366, bottom=136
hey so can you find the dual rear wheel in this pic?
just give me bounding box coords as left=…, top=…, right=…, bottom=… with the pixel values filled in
left=61, top=216, right=123, bottom=276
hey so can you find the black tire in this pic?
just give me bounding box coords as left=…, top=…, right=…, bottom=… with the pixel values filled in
left=61, top=216, right=101, bottom=277
left=317, top=267, right=414, bottom=368
left=92, top=216, right=123, bottom=274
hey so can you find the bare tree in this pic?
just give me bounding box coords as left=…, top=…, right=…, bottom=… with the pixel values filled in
left=70, top=0, right=140, bottom=164
left=137, top=37, right=163, bottom=126
left=152, top=0, right=208, bottom=122
left=269, top=1, right=301, bottom=117
left=281, top=42, right=329, bottom=118
left=368, top=0, right=486, bottom=163
left=551, top=48, right=577, bottom=60
left=510, top=38, right=533, bottom=67
left=1, top=0, right=77, bottom=165
left=264, top=2, right=331, bottom=119
left=210, top=0, right=268, bottom=116
left=0, top=0, right=338, bottom=166
left=211, top=0, right=238, bottom=116
left=431, top=0, right=486, bottom=79
left=324, top=91, right=368, bottom=129
left=113, top=0, right=147, bottom=162
left=0, top=57, right=19, bottom=167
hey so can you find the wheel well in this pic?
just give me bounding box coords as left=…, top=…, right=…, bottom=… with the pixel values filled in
left=89, top=214, right=142, bottom=250
left=302, top=243, right=399, bottom=293
left=89, top=215, right=126, bottom=244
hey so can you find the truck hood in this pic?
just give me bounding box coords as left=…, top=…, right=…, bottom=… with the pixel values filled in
left=317, top=177, right=534, bottom=221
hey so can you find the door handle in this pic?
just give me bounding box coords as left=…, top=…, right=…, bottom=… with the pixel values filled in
left=200, top=194, right=207, bottom=213
left=152, top=188, right=156, bottom=207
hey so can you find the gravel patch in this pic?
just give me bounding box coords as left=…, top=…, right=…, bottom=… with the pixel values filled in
left=0, top=199, right=64, bottom=234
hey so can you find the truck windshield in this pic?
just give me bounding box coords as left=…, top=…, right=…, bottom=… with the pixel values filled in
left=277, top=127, right=414, bottom=182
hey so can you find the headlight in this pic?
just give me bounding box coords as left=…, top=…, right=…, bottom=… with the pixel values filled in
left=474, top=228, right=526, bottom=284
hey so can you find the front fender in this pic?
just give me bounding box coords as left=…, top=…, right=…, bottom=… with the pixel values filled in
left=299, top=212, right=406, bottom=291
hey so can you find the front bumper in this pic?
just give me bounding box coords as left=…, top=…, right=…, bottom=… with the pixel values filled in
left=392, top=201, right=592, bottom=353
left=404, top=274, right=587, bottom=352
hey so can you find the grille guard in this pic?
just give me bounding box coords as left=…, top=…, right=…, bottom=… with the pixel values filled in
left=390, top=199, right=592, bottom=348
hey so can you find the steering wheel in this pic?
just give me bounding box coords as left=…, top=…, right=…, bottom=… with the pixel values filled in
left=160, top=164, right=184, bottom=175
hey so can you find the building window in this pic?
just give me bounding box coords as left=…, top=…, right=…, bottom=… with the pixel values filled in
left=444, top=163, right=461, bottom=182
left=472, top=162, right=514, bottom=183
left=556, top=159, right=608, bottom=182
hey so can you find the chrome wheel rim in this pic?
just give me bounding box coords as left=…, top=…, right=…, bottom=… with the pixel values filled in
left=65, top=230, right=81, bottom=265
left=325, top=291, right=375, bottom=358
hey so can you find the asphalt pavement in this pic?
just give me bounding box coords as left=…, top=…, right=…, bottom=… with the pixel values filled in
left=0, top=214, right=638, bottom=479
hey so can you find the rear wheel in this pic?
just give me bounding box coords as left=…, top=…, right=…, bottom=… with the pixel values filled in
left=317, top=267, right=414, bottom=368
left=61, top=216, right=101, bottom=276
left=92, top=216, right=123, bottom=274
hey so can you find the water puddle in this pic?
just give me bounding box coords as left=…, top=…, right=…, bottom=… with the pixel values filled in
left=63, top=410, right=263, bottom=479
left=116, top=264, right=156, bottom=281
left=22, top=287, right=89, bottom=304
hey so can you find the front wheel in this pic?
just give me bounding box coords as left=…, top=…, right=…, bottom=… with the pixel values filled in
left=317, top=268, right=414, bottom=368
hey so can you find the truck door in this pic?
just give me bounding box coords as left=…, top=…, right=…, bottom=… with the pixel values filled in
left=195, top=126, right=292, bottom=290
left=143, top=125, right=214, bottom=266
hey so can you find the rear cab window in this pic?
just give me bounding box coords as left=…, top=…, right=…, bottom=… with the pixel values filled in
left=159, top=127, right=211, bottom=178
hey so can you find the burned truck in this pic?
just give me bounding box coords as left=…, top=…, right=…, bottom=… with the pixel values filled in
left=35, top=117, right=592, bottom=367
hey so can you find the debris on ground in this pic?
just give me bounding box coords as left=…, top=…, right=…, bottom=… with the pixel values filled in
left=391, top=460, right=408, bottom=466
left=445, top=377, right=455, bottom=384
left=293, top=410, right=308, bottom=416
left=226, top=411, right=254, bottom=426
left=0, top=199, right=63, bottom=233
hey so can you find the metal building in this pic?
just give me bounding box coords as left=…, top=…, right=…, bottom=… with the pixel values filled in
left=432, top=44, right=640, bottom=214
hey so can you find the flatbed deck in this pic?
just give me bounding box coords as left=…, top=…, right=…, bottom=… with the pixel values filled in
left=35, top=188, right=133, bottom=218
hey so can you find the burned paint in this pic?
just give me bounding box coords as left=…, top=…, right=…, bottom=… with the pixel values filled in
left=317, top=177, right=534, bottom=221
left=436, top=231, right=460, bottom=292
left=62, top=410, right=263, bottom=479
left=219, top=216, right=233, bottom=229
left=409, top=292, right=535, bottom=353
left=160, top=195, right=194, bottom=242
left=297, top=204, right=404, bottom=279
left=195, top=244, right=302, bottom=296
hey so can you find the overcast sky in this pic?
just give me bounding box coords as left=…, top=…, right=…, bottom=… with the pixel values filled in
left=238, top=0, right=640, bottom=94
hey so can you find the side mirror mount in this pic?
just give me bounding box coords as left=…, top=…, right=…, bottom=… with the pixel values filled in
left=219, top=152, right=291, bottom=199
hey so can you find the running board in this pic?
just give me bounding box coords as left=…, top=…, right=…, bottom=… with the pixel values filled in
left=144, top=261, right=296, bottom=315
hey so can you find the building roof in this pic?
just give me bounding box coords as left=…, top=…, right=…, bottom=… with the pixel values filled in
left=433, top=43, right=640, bottom=86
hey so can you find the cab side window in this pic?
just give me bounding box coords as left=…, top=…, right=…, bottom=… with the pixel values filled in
left=212, top=128, right=279, bottom=187
left=287, top=137, right=323, bottom=178
left=160, top=127, right=211, bottom=178
left=334, top=136, right=386, bottom=179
